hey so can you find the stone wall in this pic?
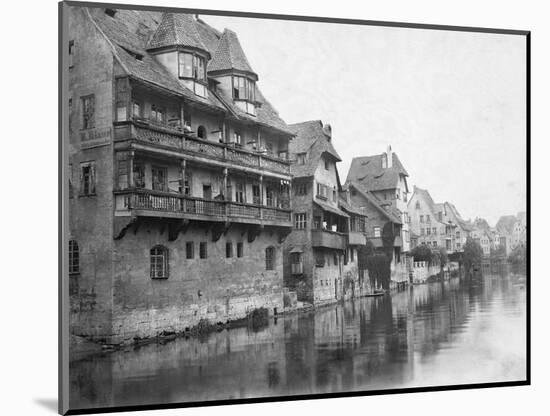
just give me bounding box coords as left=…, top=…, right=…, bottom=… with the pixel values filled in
left=110, top=222, right=284, bottom=344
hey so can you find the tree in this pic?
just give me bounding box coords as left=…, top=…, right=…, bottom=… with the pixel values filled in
left=490, top=245, right=506, bottom=258
left=381, top=222, right=396, bottom=260
left=357, top=240, right=374, bottom=271
left=508, top=245, right=526, bottom=265
left=366, top=253, right=391, bottom=290
left=438, top=247, right=448, bottom=268
left=463, top=237, right=483, bottom=275
left=410, top=244, right=433, bottom=263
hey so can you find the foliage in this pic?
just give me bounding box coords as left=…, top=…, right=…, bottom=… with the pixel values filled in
left=438, top=247, right=448, bottom=268
left=366, top=253, right=391, bottom=290
left=490, top=245, right=506, bottom=258
left=410, top=244, right=433, bottom=263
left=508, top=245, right=526, bottom=265
left=463, top=237, right=483, bottom=274
left=381, top=222, right=396, bottom=258
left=357, top=240, right=375, bottom=271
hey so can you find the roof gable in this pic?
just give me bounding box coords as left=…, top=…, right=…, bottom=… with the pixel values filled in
left=346, top=152, right=408, bottom=193
left=147, top=12, right=209, bottom=55
left=208, top=29, right=256, bottom=75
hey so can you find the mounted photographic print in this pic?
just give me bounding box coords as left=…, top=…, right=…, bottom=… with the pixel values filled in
left=59, top=1, right=530, bottom=414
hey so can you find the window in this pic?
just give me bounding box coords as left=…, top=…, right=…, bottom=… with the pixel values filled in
left=132, top=102, right=142, bottom=118
left=235, top=183, right=245, bottom=203
left=432, top=227, right=437, bottom=235
left=81, top=95, right=95, bottom=129
left=313, top=216, right=321, bottom=229
left=80, top=161, right=96, bottom=196
left=266, top=187, right=274, bottom=207
left=332, top=189, right=337, bottom=202
left=438, top=212, right=443, bottom=221
left=252, top=185, right=261, bottom=205
left=197, top=125, right=207, bottom=139
left=183, top=173, right=191, bottom=195
left=295, top=183, right=307, bottom=196
left=226, top=242, right=233, bottom=258
left=296, top=153, right=307, bottom=165
left=333, top=252, right=338, bottom=266
left=316, top=183, right=328, bottom=199
left=416, top=201, right=420, bottom=209
left=186, top=242, right=194, bottom=259
left=295, top=213, right=307, bottom=229
left=290, top=252, right=303, bottom=274
left=237, top=242, right=244, bottom=258
left=265, top=246, right=275, bottom=270
left=233, top=131, right=242, bottom=145
left=199, top=242, right=207, bottom=259
left=115, top=78, right=130, bottom=121
left=350, top=248, right=355, bottom=262
left=374, top=226, right=381, bottom=238
left=68, top=40, right=75, bottom=68
left=324, top=158, right=330, bottom=170
left=421, top=228, right=425, bottom=235
left=420, top=215, right=424, bottom=223
left=133, top=162, right=145, bottom=189
left=69, top=240, right=79, bottom=274
left=152, top=166, right=167, bottom=191
left=315, top=251, right=325, bottom=267
left=426, top=228, right=431, bottom=235
left=426, top=215, right=431, bottom=223
left=233, top=76, right=256, bottom=101
left=151, top=105, right=165, bottom=124
left=178, top=52, right=206, bottom=81
left=150, top=246, right=169, bottom=279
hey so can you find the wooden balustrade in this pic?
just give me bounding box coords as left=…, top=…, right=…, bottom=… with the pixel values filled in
left=115, top=121, right=290, bottom=175
left=118, top=189, right=291, bottom=225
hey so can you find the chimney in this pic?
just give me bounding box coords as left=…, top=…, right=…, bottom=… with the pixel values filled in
left=322, top=123, right=332, bottom=140
left=386, top=145, right=393, bottom=168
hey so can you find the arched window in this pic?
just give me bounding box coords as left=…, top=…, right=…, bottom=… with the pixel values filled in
left=197, top=125, right=207, bottom=139
left=69, top=240, right=79, bottom=274
left=150, top=245, right=169, bottom=279
left=265, top=246, right=275, bottom=270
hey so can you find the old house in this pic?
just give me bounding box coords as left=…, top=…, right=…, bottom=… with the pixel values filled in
left=345, top=182, right=407, bottom=286
left=346, top=146, right=410, bottom=253
left=408, top=187, right=470, bottom=253
left=67, top=7, right=294, bottom=344
left=282, top=120, right=350, bottom=305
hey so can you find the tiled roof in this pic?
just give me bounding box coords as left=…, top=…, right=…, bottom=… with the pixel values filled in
left=147, top=12, right=209, bottom=54
left=339, top=197, right=367, bottom=217
left=288, top=120, right=342, bottom=178
left=314, top=200, right=349, bottom=218
left=348, top=182, right=402, bottom=224
left=346, top=153, right=408, bottom=192
left=87, top=8, right=291, bottom=133
left=208, top=29, right=256, bottom=75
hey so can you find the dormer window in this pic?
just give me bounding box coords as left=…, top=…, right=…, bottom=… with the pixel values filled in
left=232, top=76, right=256, bottom=115
left=178, top=52, right=206, bottom=81
left=178, top=51, right=208, bottom=98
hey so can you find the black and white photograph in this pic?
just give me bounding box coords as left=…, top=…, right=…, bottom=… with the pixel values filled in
left=58, top=1, right=529, bottom=414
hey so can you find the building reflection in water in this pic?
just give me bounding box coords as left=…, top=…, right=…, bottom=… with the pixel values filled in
left=70, top=271, right=526, bottom=411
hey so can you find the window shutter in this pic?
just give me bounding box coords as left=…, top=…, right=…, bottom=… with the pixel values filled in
left=90, top=163, right=96, bottom=194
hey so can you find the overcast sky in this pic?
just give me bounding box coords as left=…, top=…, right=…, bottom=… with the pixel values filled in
left=203, top=15, right=527, bottom=226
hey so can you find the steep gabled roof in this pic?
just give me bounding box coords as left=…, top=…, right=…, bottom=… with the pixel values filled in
left=147, top=12, right=209, bottom=54
left=208, top=29, right=256, bottom=75
left=288, top=120, right=342, bottom=178
left=348, top=182, right=402, bottom=224
left=346, top=152, right=408, bottom=192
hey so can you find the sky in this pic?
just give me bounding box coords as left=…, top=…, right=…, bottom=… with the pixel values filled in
left=203, top=15, right=527, bottom=226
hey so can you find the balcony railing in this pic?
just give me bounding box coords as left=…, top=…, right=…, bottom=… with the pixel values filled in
left=311, top=229, right=347, bottom=250
left=114, top=121, right=291, bottom=175
left=115, top=188, right=292, bottom=225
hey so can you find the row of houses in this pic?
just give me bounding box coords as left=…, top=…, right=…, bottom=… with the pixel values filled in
left=66, top=7, right=470, bottom=345
left=470, top=213, right=527, bottom=257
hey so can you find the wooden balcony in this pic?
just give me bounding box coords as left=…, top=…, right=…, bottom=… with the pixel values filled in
left=311, top=229, right=347, bottom=250
left=113, top=121, right=291, bottom=177
left=348, top=231, right=367, bottom=246
left=114, top=188, right=292, bottom=227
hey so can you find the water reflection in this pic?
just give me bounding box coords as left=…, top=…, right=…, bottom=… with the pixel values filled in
left=70, top=271, right=527, bottom=410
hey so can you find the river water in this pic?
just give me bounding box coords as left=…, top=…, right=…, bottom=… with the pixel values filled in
left=70, top=269, right=527, bottom=410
